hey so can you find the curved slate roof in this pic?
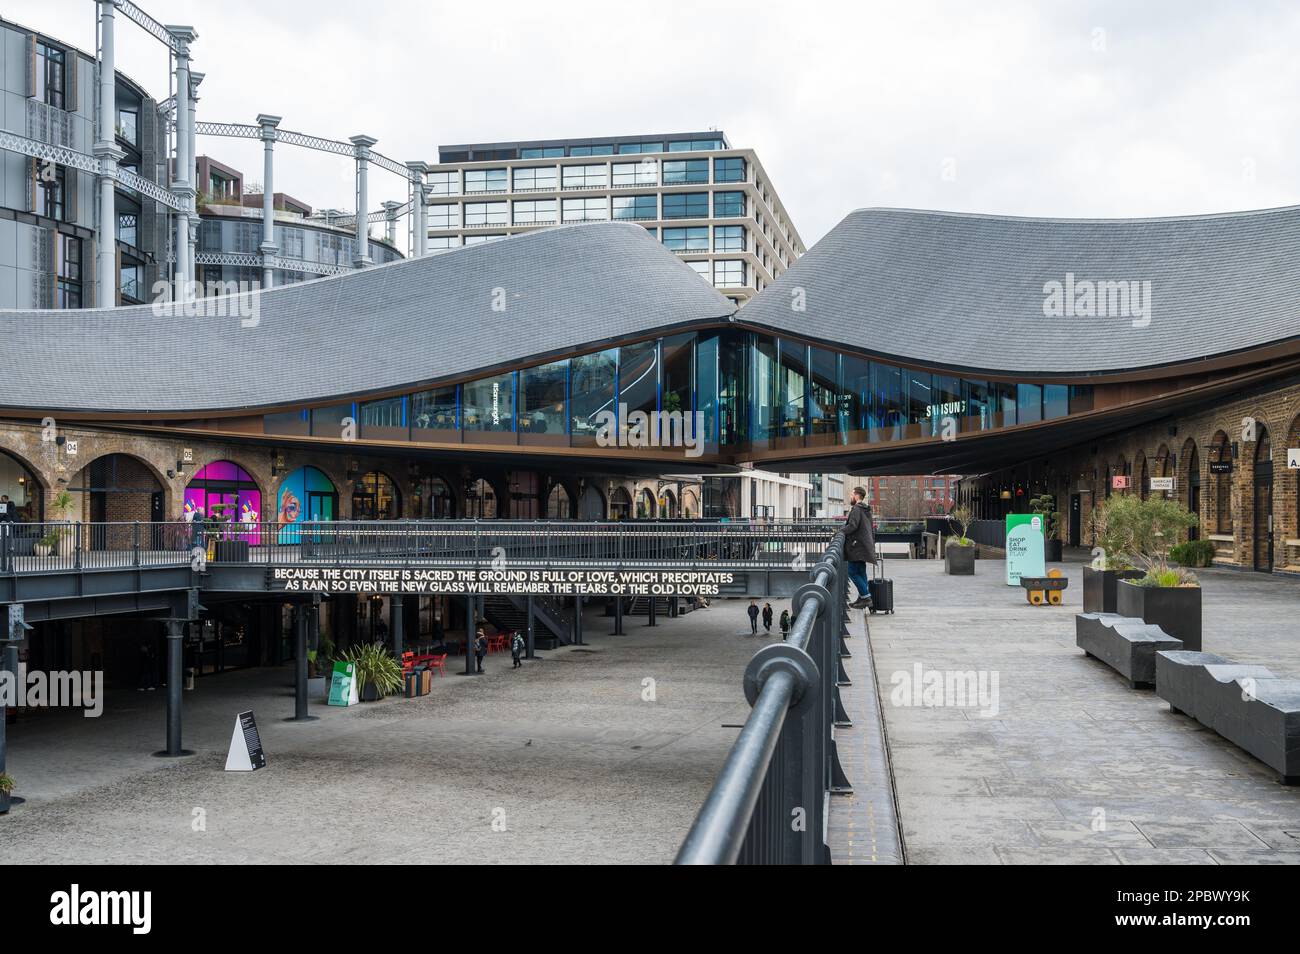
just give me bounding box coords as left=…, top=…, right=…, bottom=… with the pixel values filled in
left=739, top=205, right=1300, bottom=376
left=0, top=223, right=734, bottom=414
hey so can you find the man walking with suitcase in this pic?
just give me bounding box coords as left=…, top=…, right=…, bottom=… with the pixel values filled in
left=843, top=486, right=876, bottom=610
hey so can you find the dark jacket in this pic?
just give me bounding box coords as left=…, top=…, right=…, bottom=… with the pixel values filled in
left=747, top=603, right=759, bottom=619
left=843, top=502, right=877, bottom=563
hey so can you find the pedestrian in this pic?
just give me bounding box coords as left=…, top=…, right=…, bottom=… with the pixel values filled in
left=0, top=494, right=13, bottom=522
left=511, top=630, right=525, bottom=669
left=780, top=608, right=790, bottom=639
left=474, top=628, right=488, bottom=673
left=761, top=602, right=773, bottom=632
left=746, top=599, right=759, bottom=635
left=843, top=486, right=877, bottom=609
left=136, top=638, right=156, bottom=691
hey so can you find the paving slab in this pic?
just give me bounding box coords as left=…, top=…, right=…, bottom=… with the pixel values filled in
left=857, top=558, right=1300, bottom=864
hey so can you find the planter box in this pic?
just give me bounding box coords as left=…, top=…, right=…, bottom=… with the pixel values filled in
left=308, top=676, right=328, bottom=700
left=1045, top=539, right=1063, bottom=563
left=213, top=539, right=250, bottom=563
left=945, top=543, right=975, bottom=575
left=0, top=790, right=9, bottom=814
left=1082, top=566, right=1145, bottom=614
left=1117, top=580, right=1202, bottom=651
left=360, top=682, right=381, bottom=702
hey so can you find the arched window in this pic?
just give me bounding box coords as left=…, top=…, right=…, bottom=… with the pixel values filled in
left=185, top=460, right=261, bottom=524
left=636, top=488, right=656, bottom=519
left=352, top=471, right=401, bottom=520
left=464, top=478, right=497, bottom=519
left=276, top=466, right=338, bottom=543
left=1212, top=432, right=1233, bottom=534
left=0, top=450, right=42, bottom=522
left=413, top=476, right=454, bottom=518
left=546, top=484, right=572, bottom=519
left=610, top=487, right=632, bottom=520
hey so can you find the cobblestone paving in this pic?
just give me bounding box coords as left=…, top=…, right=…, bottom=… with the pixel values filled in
left=2, top=602, right=777, bottom=864
left=868, top=558, right=1300, bottom=864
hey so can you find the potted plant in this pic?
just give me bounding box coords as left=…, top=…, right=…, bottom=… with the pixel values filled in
left=1029, top=494, right=1062, bottom=562
left=0, top=773, right=14, bottom=814
left=1082, top=502, right=1145, bottom=613
left=209, top=503, right=250, bottom=562
left=1170, top=539, right=1216, bottom=568
left=341, top=642, right=403, bottom=701
left=944, top=505, right=976, bottom=575
left=34, top=531, right=57, bottom=558
left=1107, top=495, right=1202, bottom=649
left=51, top=490, right=77, bottom=557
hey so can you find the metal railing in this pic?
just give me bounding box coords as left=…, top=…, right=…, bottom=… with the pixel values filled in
left=0, top=519, right=843, bottom=575
left=675, top=530, right=852, bottom=864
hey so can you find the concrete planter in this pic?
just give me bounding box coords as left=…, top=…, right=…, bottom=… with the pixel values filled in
left=308, top=675, right=328, bottom=700
left=1082, top=565, right=1144, bottom=614
left=1117, top=580, right=1202, bottom=651
left=945, top=543, right=976, bottom=575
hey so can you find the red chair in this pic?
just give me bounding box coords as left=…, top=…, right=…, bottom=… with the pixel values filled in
left=400, top=651, right=416, bottom=673
left=428, top=653, right=448, bottom=677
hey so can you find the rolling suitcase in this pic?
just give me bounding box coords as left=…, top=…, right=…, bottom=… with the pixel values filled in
left=868, top=558, right=894, bottom=614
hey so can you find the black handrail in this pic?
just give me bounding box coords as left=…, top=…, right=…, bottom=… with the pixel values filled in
left=675, top=530, right=850, bottom=865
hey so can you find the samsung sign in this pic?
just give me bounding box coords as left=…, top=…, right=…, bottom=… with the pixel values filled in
left=274, top=566, right=734, bottom=597
left=926, top=400, right=966, bottom=418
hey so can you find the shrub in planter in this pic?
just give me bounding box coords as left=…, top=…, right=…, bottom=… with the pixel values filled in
left=944, top=505, right=976, bottom=575
left=1082, top=502, right=1143, bottom=613
left=0, top=772, right=14, bottom=813
left=1029, top=494, right=1062, bottom=561
left=339, top=642, right=403, bottom=700
left=1170, top=539, right=1215, bottom=568
left=1105, top=495, right=1202, bottom=649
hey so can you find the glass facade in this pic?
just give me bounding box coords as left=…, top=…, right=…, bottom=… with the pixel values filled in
left=264, top=332, right=1097, bottom=456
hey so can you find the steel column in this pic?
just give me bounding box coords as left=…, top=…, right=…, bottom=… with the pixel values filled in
left=163, top=620, right=185, bottom=755
left=350, top=135, right=377, bottom=267
left=526, top=593, right=536, bottom=660
left=94, top=1, right=119, bottom=306
left=292, top=606, right=312, bottom=721
left=390, top=594, right=403, bottom=656
left=257, top=114, right=281, bottom=289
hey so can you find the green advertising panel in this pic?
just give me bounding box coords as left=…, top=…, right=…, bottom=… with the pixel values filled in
left=1005, top=513, right=1045, bottom=585
left=328, top=660, right=359, bottom=706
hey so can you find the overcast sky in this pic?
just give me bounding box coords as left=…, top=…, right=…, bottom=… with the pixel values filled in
left=17, top=0, right=1300, bottom=245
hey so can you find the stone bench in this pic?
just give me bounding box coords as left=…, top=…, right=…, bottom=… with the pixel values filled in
left=1075, top=613, right=1183, bottom=688
left=1155, top=650, right=1300, bottom=785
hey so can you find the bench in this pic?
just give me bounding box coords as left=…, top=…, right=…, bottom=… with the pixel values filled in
left=1076, top=613, right=1182, bottom=688
left=876, top=542, right=913, bottom=559
left=1155, top=650, right=1300, bottom=785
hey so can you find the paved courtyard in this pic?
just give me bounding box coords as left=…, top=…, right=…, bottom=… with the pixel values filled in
left=867, top=556, right=1300, bottom=864
left=1, top=601, right=778, bottom=864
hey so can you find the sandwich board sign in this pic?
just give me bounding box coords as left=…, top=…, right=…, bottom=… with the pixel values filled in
left=328, top=660, right=359, bottom=707
left=224, top=710, right=267, bottom=771
left=1005, top=513, right=1045, bottom=586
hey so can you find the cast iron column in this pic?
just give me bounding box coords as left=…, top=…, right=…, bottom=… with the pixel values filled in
left=257, top=113, right=281, bottom=289
left=390, top=594, right=404, bottom=656
left=526, top=593, right=536, bottom=660
left=350, top=135, right=377, bottom=267
left=94, top=0, right=118, bottom=305
left=164, top=620, right=185, bottom=755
